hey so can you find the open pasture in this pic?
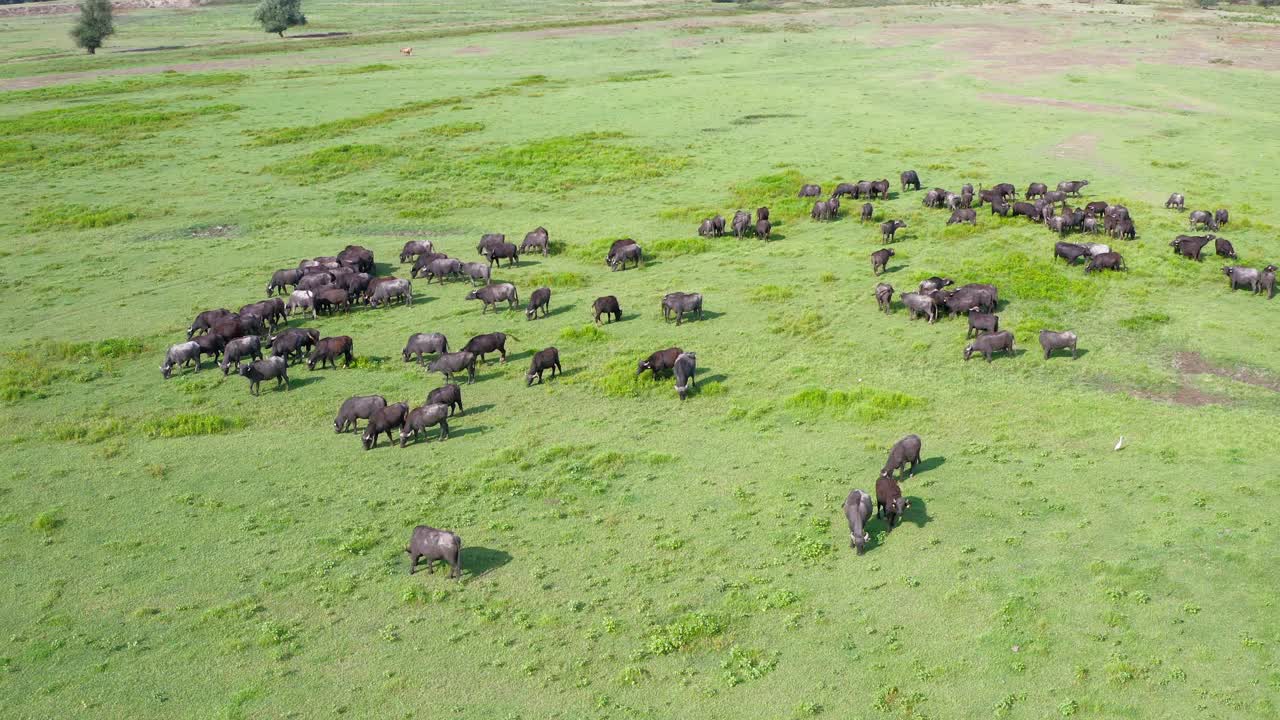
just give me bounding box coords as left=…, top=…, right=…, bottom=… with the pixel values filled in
left=2, top=1, right=1280, bottom=718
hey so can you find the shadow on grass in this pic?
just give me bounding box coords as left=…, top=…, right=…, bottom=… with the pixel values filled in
left=543, top=303, right=577, bottom=318
left=904, top=496, right=932, bottom=529
left=910, top=456, right=945, bottom=476
left=461, top=403, right=494, bottom=416
left=1044, top=348, right=1088, bottom=361
left=285, top=376, right=324, bottom=389
left=449, top=425, right=489, bottom=438
left=464, top=546, right=512, bottom=579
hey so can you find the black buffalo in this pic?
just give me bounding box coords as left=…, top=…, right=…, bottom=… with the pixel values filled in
left=239, top=356, right=290, bottom=395
left=362, top=402, right=408, bottom=450
left=593, top=295, right=622, bottom=324
left=526, top=347, right=562, bottom=386
left=428, top=351, right=477, bottom=384
left=427, top=383, right=464, bottom=416
left=525, top=286, right=551, bottom=320
left=406, top=526, right=462, bottom=578
left=400, top=404, right=450, bottom=446
left=462, top=332, right=510, bottom=363
left=334, top=395, right=387, bottom=433
left=963, top=330, right=1014, bottom=362
left=638, top=347, right=683, bottom=380
left=402, top=333, right=448, bottom=364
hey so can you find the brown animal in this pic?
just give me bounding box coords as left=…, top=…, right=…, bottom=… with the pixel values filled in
left=401, top=47, right=413, bottom=56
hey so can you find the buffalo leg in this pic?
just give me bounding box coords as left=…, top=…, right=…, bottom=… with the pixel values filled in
left=409, top=553, right=419, bottom=574
left=439, top=419, right=449, bottom=441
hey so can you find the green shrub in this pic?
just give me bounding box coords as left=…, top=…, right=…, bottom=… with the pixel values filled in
left=647, top=613, right=726, bottom=655
left=559, top=324, right=609, bottom=343
left=142, top=414, right=246, bottom=439
left=647, top=237, right=712, bottom=258
left=263, top=144, right=395, bottom=183
left=526, top=271, right=588, bottom=288
left=27, top=203, right=138, bottom=230
left=1118, top=312, right=1171, bottom=331
left=749, top=284, right=795, bottom=302
left=727, top=169, right=811, bottom=222
left=784, top=387, right=923, bottom=422
left=31, top=510, right=62, bottom=532
left=414, top=121, right=485, bottom=138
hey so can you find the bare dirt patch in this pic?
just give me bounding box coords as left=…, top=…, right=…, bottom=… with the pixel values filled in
left=1175, top=351, right=1280, bottom=392
left=1050, top=133, right=1099, bottom=161
left=982, top=93, right=1135, bottom=115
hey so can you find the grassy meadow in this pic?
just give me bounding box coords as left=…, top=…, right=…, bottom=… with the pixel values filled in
left=2, top=1, right=1280, bottom=717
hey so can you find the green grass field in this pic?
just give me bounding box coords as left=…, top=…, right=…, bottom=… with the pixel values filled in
left=3, top=1, right=1280, bottom=717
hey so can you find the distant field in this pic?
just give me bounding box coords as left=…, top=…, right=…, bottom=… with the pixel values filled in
left=2, top=1, right=1280, bottom=718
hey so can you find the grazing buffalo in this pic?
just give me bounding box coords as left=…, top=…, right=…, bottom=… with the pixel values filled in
left=661, top=292, right=703, bottom=325
left=1215, top=236, right=1236, bottom=259
left=338, top=245, right=374, bottom=273
left=462, top=332, right=510, bottom=363
left=869, top=179, right=890, bottom=199
left=1189, top=210, right=1217, bottom=231
left=334, top=395, right=387, bottom=433
left=1011, top=201, right=1039, bottom=221
left=308, top=336, right=353, bottom=370
left=731, top=211, right=752, bottom=238
left=1085, top=252, right=1126, bottom=273
left=1223, top=266, right=1260, bottom=292
left=400, top=404, right=450, bottom=446
left=270, top=331, right=309, bottom=364
left=220, top=335, right=263, bottom=375
left=871, top=248, right=894, bottom=276
left=428, top=351, right=477, bottom=384
left=526, top=347, right=561, bottom=386
left=399, top=239, right=433, bottom=263
left=1260, top=265, right=1277, bottom=299
left=701, top=215, right=726, bottom=237
left=875, top=472, right=910, bottom=532
left=601, top=238, right=632, bottom=266
left=285, top=290, right=316, bottom=319
left=860, top=203, right=874, bottom=222
left=483, top=243, right=520, bottom=268
left=520, top=227, right=550, bottom=256
left=798, top=184, right=822, bottom=198
left=673, top=352, right=696, bottom=400
left=449, top=262, right=486, bottom=288
left=315, top=287, right=351, bottom=315
left=918, top=276, right=954, bottom=293
left=267, top=268, right=303, bottom=296
left=922, top=189, right=944, bottom=208
left=409, top=253, right=446, bottom=279
left=637, top=347, right=683, bottom=380
left=1084, top=201, right=1109, bottom=217
left=406, top=526, right=462, bottom=578
left=990, top=197, right=1011, bottom=217
left=1171, top=235, right=1212, bottom=261
left=427, top=383, right=464, bottom=416
left=1082, top=242, right=1110, bottom=257
left=900, top=170, right=921, bottom=192
left=963, top=330, right=1015, bottom=362
left=1165, top=193, right=1185, bottom=211
left=419, top=254, right=460, bottom=283
left=832, top=183, right=858, bottom=199
left=1039, top=330, right=1078, bottom=360
left=192, top=333, right=224, bottom=366
left=215, top=313, right=264, bottom=341
left=755, top=218, right=772, bottom=241
left=967, top=311, right=999, bottom=338
left=1026, top=182, right=1047, bottom=200
left=477, top=233, right=506, bottom=255
left=369, top=278, right=413, bottom=307
left=1054, top=241, right=1089, bottom=265
left=466, top=283, right=519, bottom=313
left=810, top=200, right=834, bottom=222
left=883, top=434, right=922, bottom=479
left=609, top=243, right=642, bottom=271
left=881, top=220, right=906, bottom=243
left=362, top=402, right=408, bottom=450
left=593, top=295, right=622, bottom=324
left=992, top=183, right=1016, bottom=200
left=297, top=272, right=333, bottom=293
left=1058, top=180, right=1089, bottom=196
left=756, top=206, right=769, bottom=222
left=161, top=341, right=201, bottom=379
left=947, top=208, right=977, bottom=226
left=239, top=356, right=289, bottom=395
left=901, top=292, right=937, bottom=323
left=844, top=489, right=872, bottom=555
left=1215, top=209, right=1229, bottom=227
left=875, top=283, right=894, bottom=314
left=188, top=308, right=232, bottom=339
left=525, top=286, right=551, bottom=320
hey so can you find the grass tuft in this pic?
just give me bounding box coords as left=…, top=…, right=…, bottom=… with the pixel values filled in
left=141, top=414, right=246, bottom=439
left=525, top=271, right=588, bottom=288
left=559, top=324, right=609, bottom=343
left=263, top=144, right=396, bottom=184
left=784, top=387, right=923, bottom=422
left=27, top=203, right=139, bottom=230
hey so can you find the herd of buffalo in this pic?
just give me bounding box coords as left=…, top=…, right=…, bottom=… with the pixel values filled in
left=156, top=169, right=1273, bottom=574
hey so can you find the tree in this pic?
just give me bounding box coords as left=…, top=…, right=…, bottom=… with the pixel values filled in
left=254, top=0, right=306, bottom=38
left=70, top=0, right=114, bottom=55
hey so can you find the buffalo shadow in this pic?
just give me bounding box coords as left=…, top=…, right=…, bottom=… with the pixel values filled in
left=542, top=302, right=577, bottom=319
left=463, top=546, right=512, bottom=579
left=1043, top=348, right=1088, bottom=361
left=460, top=402, right=495, bottom=416
left=903, top=496, right=932, bottom=529
left=909, top=455, right=945, bottom=476
left=283, top=375, right=324, bottom=389
left=447, top=424, right=489, bottom=439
